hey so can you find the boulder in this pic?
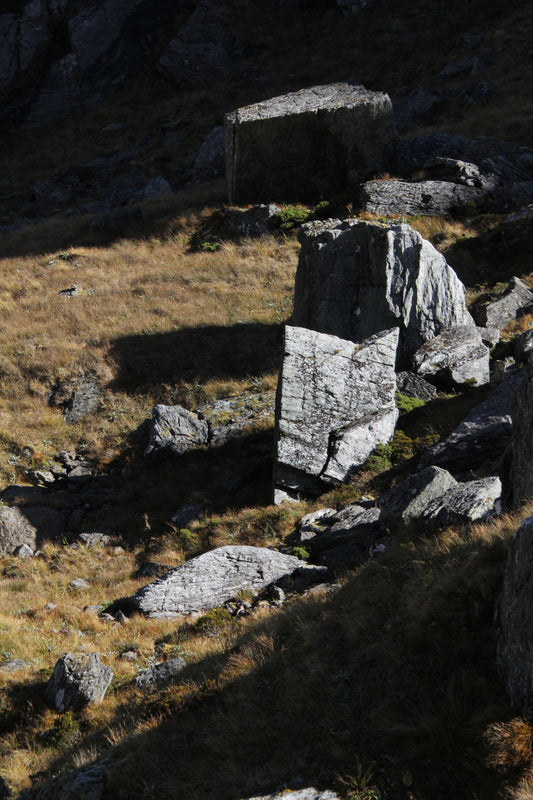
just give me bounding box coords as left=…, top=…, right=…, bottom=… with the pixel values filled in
left=67, top=0, right=143, bottom=72
left=475, top=277, right=533, bottom=329
left=274, top=326, right=398, bottom=502
left=239, top=790, right=340, bottom=800
left=420, top=476, right=501, bottom=532
left=393, top=87, right=444, bottom=133
left=396, top=372, right=437, bottom=402
left=378, top=466, right=458, bottom=526
left=134, top=656, right=186, bottom=690
left=505, top=359, right=533, bottom=508
left=419, top=157, right=490, bottom=188
left=421, top=373, right=521, bottom=478
left=158, top=1, right=242, bottom=85
left=515, top=329, right=533, bottom=364
left=144, top=404, right=209, bottom=459
left=498, top=516, right=533, bottom=714
left=129, top=545, right=327, bottom=618
left=196, top=391, right=275, bottom=446
left=297, top=508, right=337, bottom=542
left=412, top=325, right=490, bottom=388
left=359, top=179, right=486, bottom=217
left=0, top=14, right=18, bottom=93
left=19, top=0, right=50, bottom=73
left=215, top=206, right=280, bottom=239
left=0, top=506, right=66, bottom=556
left=293, top=219, right=474, bottom=363
left=64, top=376, right=101, bottom=423
left=45, top=652, right=113, bottom=712
left=17, top=763, right=107, bottom=800
left=225, top=83, right=396, bottom=204
left=495, top=204, right=533, bottom=245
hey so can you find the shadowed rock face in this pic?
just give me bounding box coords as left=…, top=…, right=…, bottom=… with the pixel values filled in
left=506, top=359, right=533, bottom=508
left=498, top=516, right=533, bottom=714
left=293, top=219, right=474, bottom=364
left=273, top=325, right=399, bottom=503
left=225, top=83, right=396, bottom=204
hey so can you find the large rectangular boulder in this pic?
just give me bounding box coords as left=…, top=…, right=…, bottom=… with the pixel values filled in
left=225, top=83, right=396, bottom=204
left=293, top=218, right=474, bottom=364
left=274, top=325, right=399, bottom=503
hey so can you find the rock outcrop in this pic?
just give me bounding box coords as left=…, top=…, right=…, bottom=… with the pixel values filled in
left=498, top=516, right=533, bottom=714
left=378, top=466, right=459, bottom=525
left=129, top=545, right=326, bottom=618
left=46, top=653, right=113, bottom=712
left=134, top=657, right=186, bottom=690
left=475, top=276, right=533, bottom=329
left=293, top=219, right=474, bottom=363
left=144, top=405, right=209, bottom=459
left=225, top=83, right=396, bottom=204
left=420, top=476, right=501, bottom=532
left=274, top=326, right=398, bottom=503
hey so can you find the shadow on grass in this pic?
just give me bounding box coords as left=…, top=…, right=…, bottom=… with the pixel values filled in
left=24, top=521, right=515, bottom=800
left=108, top=322, right=284, bottom=394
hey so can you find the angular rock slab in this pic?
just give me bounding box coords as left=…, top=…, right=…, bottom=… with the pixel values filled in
left=130, top=545, right=326, bottom=618
left=293, top=219, right=474, bottom=363
left=378, top=466, right=458, bottom=526
left=225, top=82, right=396, bottom=204
left=0, top=505, right=66, bottom=557
left=144, top=404, right=208, bottom=459
left=412, top=325, right=490, bottom=388
left=420, top=476, right=501, bottom=532
left=274, top=326, right=398, bottom=502
left=239, top=790, right=340, bottom=800
left=360, top=179, right=486, bottom=217
left=421, top=373, right=520, bottom=478
left=134, top=657, right=186, bottom=690
left=46, top=653, right=113, bottom=713
left=478, top=276, right=533, bottom=329
left=498, top=515, right=533, bottom=714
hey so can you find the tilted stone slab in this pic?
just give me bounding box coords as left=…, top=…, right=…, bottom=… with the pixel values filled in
left=130, top=545, right=326, bottom=618
left=46, top=652, right=113, bottom=713
left=498, top=515, right=533, bottom=714
left=360, top=179, right=486, bottom=216
left=421, top=373, right=521, bottom=478
left=412, top=325, right=490, bottom=388
left=274, top=326, right=398, bottom=502
left=239, top=789, right=340, bottom=800
left=378, top=466, right=458, bottom=526
left=420, top=476, right=501, bottom=532
left=225, top=82, right=396, bottom=204
left=293, top=219, right=474, bottom=363
left=477, top=276, right=533, bottom=329
left=144, top=404, right=208, bottom=459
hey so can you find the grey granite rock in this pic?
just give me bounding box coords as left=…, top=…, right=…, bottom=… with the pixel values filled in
left=274, top=326, right=398, bottom=502
left=134, top=656, right=186, bottom=690
left=216, top=206, right=280, bottom=239
left=193, top=125, right=225, bottom=180
left=412, top=325, right=490, bottom=388
left=225, top=83, right=396, bottom=204
left=421, top=373, right=521, bottom=478
left=294, top=219, right=474, bottom=363
left=420, top=476, right=501, bottom=532
left=298, top=508, right=337, bottom=542
left=45, top=652, right=113, bottom=712
left=378, top=466, right=458, bottom=525
left=477, top=277, right=533, bottom=329
left=360, top=179, right=486, bottom=216
left=0, top=505, right=66, bottom=556
left=130, top=545, right=326, bottom=618
left=239, top=790, right=340, bottom=800
left=498, top=516, right=533, bottom=714
left=18, top=763, right=107, bottom=800
left=396, top=371, right=438, bottom=402
left=196, top=391, right=275, bottom=446
left=23, top=54, right=81, bottom=129
left=144, top=404, right=209, bottom=459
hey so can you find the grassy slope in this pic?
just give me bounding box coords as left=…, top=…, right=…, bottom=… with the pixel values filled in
left=0, top=0, right=533, bottom=797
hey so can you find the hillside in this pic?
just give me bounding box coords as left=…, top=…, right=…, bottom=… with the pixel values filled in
left=1, top=0, right=533, bottom=798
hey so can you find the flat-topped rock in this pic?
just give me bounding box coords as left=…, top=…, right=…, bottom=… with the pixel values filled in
left=360, top=179, right=486, bottom=216
left=412, top=325, right=490, bottom=388
left=129, top=545, right=326, bottom=618
left=225, top=83, right=396, bottom=204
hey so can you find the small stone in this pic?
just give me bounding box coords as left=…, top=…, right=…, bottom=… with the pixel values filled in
left=68, top=578, right=90, bottom=590
left=15, top=543, right=34, bottom=558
